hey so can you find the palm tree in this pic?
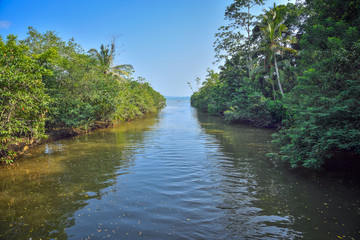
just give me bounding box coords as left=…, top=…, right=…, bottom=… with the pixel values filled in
left=88, top=42, right=133, bottom=82
left=256, top=3, right=296, bottom=96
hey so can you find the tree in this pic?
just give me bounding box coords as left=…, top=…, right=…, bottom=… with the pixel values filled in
left=256, top=3, right=297, bottom=96
left=214, top=0, right=264, bottom=78
left=0, top=35, right=49, bottom=163
left=88, top=42, right=133, bottom=82
left=21, top=27, right=122, bottom=129
left=270, top=0, right=360, bottom=169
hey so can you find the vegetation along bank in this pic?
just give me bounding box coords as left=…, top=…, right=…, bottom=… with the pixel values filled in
left=190, top=0, right=360, bottom=169
left=0, top=27, right=166, bottom=163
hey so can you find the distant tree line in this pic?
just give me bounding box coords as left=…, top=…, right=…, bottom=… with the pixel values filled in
left=0, top=27, right=166, bottom=163
left=191, top=0, right=360, bottom=169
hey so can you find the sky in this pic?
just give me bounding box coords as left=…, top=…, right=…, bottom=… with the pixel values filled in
left=0, top=0, right=293, bottom=97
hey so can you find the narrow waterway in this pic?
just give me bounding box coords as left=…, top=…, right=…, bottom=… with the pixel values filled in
left=0, top=98, right=359, bottom=239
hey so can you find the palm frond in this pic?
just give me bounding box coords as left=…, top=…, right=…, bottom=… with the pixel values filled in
left=111, top=68, right=130, bottom=77
left=89, top=43, right=134, bottom=81
left=112, top=64, right=134, bottom=71
left=110, top=72, right=128, bottom=83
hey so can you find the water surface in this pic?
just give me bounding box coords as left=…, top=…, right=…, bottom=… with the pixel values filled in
left=0, top=98, right=359, bottom=239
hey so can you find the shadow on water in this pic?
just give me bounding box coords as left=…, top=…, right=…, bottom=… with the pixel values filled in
left=0, top=117, right=160, bottom=240
left=195, top=110, right=360, bottom=240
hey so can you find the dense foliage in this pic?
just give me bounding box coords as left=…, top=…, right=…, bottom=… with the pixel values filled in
left=0, top=35, right=49, bottom=162
left=191, top=0, right=360, bottom=169
left=271, top=0, right=360, bottom=168
left=0, top=28, right=165, bottom=163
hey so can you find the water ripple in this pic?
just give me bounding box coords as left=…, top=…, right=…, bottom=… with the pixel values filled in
left=1, top=98, right=360, bottom=240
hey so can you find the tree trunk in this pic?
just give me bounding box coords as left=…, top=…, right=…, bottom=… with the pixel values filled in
left=271, top=80, right=276, bottom=100
left=274, top=53, right=284, bottom=96
left=247, top=5, right=252, bottom=80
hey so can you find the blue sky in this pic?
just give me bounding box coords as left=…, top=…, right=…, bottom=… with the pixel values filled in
left=0, top=0, right=293, bottom=97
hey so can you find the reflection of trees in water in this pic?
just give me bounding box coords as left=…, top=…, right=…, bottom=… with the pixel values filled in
left=195, top=110, right=360, bottom=239
left=195, top=110, right=305, bottom=239
left=0, top=117, right=159, bottom=240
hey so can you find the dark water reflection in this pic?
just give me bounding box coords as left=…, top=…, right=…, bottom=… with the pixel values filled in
left=0, top=98, right=359, bottom=239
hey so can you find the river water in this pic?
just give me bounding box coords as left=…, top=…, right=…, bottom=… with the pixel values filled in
left=0, top=98, right=359, bottom=240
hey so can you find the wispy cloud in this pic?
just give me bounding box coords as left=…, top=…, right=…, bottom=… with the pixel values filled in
left=0, top=20, right=11, bottom=29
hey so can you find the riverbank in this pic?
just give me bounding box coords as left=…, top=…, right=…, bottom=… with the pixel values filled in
left=4, top=121, right=111, bottom=163
left=2, top=110, right=166, bottom=164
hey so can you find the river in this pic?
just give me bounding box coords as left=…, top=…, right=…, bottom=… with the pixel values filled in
left=0, top=98, right=359, bottom=239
